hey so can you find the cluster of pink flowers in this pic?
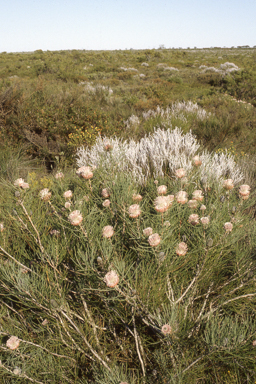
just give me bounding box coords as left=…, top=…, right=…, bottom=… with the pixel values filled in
left=76, top=166, right=93, bottom=179
left=188, top=214, right=200, bottom=225
left=102, top=199, right=111, bottom=208
left=176, top=242, right=188, bottom=256
left=148, top=233, right=161, bottom=247
left=132, top=193, right=142, bottom=202
left=161, top=324, right=172, bottom=335
left=175, top=168, right=186, bottom=179
left=176, top=191, right=188, bottom=204
left=193, top=155, right=202, bottom=166
left=102, top=225, right=114, bottom=238
left=143, top=227, right=153, bottom=237
left=63, top=190, right=72, bottom=200
left=55, top=172, right=64, bottom=179
left=104, top=270, right=119, bottom=287
left=223, top=179, right=234, bottom=190
left=128, top=204, right=141, bottom=218
left=39, top=188, right=51, bottom=201
left=157, top=185, right=167, bottom=195
left=192, top=190, right=204, bottom=201
left=68, top=210, right=83, bottom=226
left=102, top=188, right=110, bottom=198
left=14, top=178, right=29, bottom=189
left=239, top=184, right=250, bottom=200
left=224, top=222, right=233, bottom=232
left=6, top=336, right=20, bottom=350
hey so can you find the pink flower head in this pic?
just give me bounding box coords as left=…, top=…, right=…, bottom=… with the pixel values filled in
left=175, top=168, right=186, bottom=178
left=132, top=193, right=142, bottom=202
left=102, top=188, right=110, bottom=198
left=102, top=225, right=114, bottom=238
left=128, top=204, right=141, bottom=218
left=39, top=188, right=51, bottom=201
left=0, top=223, right=4, bottom=232
left=163, top=220, right=170, bottom=227
left=176, top=242, right=188, bottom=256
left=104, top=270, right=119, bottom=288
left=192, top=190, right=204, bottom=202
left=143, top=227, right=153, bottom=237
left=6, top=336, right=20, bottom=350
left=176, top=191, right=188, bottom=204
left=193, top=155, right=202, bottom=166
left=14, top=178, right=25, bottom=187
left=161, top=324, right=172, bottom=335
left=76, top=166, right=93, bottom=179
left=104, top=139, right=113, bottom=151
left=252, top=340, right=256, bottom=347
left=21, top=182, right=29, bottom=189
left=188, top=214, right=200, bottom=225
left=200, top=204, right=207, bottom=211
left=154, top=196, right=169, bottom=213
left=201, top=216, right=210, bottom=226
left=65, top=202, right=71, bottom=209
left=187, top=199, right=198, bottom=209
left=224, top=222, right=233, bottom=232
left=63, top=190, right=72, bottom=200
left=167, top=195, right=174, bottom=204
left=148, top=233, right=161, bottom=247
left=68, top=210, right=83, bottom=226
left=157, top=185, right=167, bottom=195
left=102, top=199, right=111, bottom=208
left=239, top=184, right=250, bottom=199
left=223, top=179, right=234, bottom=190
left=55, top=172, right=64, bottom=179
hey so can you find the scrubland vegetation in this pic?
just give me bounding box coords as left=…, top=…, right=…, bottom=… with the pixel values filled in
left=0, top=47, right=256, bottom=383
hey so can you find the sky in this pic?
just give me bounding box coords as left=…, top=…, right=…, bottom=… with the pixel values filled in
left=1, top=0, right=256, bottom=53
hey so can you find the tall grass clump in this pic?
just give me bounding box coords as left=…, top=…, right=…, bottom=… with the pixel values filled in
left=0, top=127, right=256, bottom=383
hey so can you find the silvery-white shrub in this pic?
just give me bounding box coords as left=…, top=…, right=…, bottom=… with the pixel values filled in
left=76, top=127, right=243, bottom=186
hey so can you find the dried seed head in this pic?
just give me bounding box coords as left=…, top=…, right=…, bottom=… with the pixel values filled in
left=104, top=270, right=119, bottom=288
left=148, top=233, right=161, bottom=247
left=163, top=220, right=171, bottom=227
left=68, top=210, right=83, bottom=226
left=102, top=225, right=114, bottom=238
left=128, top=204, right=141, bottom=218
left=0, top=223, right=4, bottom=232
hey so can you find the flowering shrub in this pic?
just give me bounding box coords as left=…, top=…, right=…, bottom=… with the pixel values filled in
left=0, top=132, right=256, bottom=383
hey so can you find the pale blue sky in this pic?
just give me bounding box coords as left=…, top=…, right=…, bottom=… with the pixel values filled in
left=1, top=0, right=255, bottom=52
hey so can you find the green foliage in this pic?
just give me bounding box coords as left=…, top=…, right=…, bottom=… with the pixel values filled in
left=0, top=157, right=256, bottom=382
